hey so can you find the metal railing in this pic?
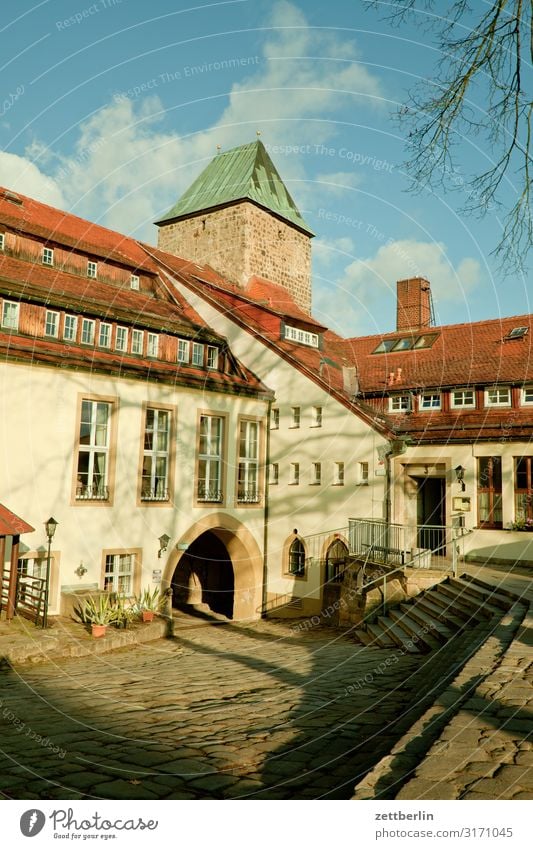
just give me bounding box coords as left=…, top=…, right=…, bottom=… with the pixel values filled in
left=236, top=487, right=261, bottom=504
left=197, top=486, right=223, bottom=503
left=141, top=488, right=169, bottom=502
left=76, top=484, right=109, bottom=501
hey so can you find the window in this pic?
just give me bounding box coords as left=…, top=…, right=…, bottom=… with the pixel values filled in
left=289, top=462, right=300, bottom=485
left=271, top=408, right=279, bottom=429
left=506, top=326, right=528, bottom=340
left=288, top=539, right=305, bottom=576
left=477, top=456, right=502, bottom=528
left=0, top=234, right=4, bottom=250
left=104, top=553, right=134, bottom=594
left=452, top=389, right=476, bottom=409
left=514, top=457, right=533, bottom=524
left=63, top=314, right=77, bottom=341
left=177, top=339, right=190, bottom=363
left=197, top=415, right=224, bottom=502
left=521, top=386, right=533, bottom=405
left=357, top=461, right=369, bottom=485
left=81, top=318, right=95, bottom=345
left=17, top=556, right=47, bottom=609
left=269, top=463, right=279, bottom=485
left=333, top=461, right=345, bottom=485
left=290, top=407, right=301, bottom=428
left=192, top=342, right=204, bottom=366
left=419, top=393, right=441, bottom=410
left=373, top=339, right=397, bottom=354
left=311, top=462, right=321, bottom=485
left=130, top=275, right=140, bottom=290
left=76, top=399, right=111, bottom=500
left=98, top=323, right=112, bottom=348
left=141, top=408, right=170, bottom=501
left=42, top=247, right=54, bottom=266
left=87, top=261, right=98, bottom=279
left=284, top=325, right=319, bottom=348
left=45, top=310, right=59, bottom=337
left=373, top=334, right=438, bottom=354
left=485, top=386, right=511, bottom=407
left=115, top=326, right=128, bottom=352
left=389, top=394, right=411, bottom=413
left=1, top=300, right=19, bottom=330
left=237, top=420, right=260, bottom=503
left=392, top=337, right=414, bottom=352
left=206, top=346, right=218, bottom=369
left=131, top=329, right=144, bottom=355
left=413, top=333, right=438, bottom=349
left=325, top=540, right=348, bottom=582
left=147, top=333, right=159, bottom=358
left=311, top=406, right=322, bottom=427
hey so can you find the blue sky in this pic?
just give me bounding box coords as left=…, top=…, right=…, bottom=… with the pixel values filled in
left=1, top=0, right=530, bottom=336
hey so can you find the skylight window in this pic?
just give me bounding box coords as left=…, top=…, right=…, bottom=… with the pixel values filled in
left=505, top=326, right=528, bottom=340
left=373, top=333, right=438, bottom=354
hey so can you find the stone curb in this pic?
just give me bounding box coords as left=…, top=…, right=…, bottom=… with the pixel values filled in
left=352, top=601, right=529, bottom=800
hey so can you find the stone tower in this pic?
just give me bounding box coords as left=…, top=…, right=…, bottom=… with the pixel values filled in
left=155, top=140, right=314, bottom=313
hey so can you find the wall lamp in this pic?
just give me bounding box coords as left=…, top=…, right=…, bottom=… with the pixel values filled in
left=158, top=533, right=171, bottom=558
left=455, top=465, right=466, bottom=492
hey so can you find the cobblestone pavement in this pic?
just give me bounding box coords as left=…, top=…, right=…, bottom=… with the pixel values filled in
left=0, top=619, right=422, bottom=800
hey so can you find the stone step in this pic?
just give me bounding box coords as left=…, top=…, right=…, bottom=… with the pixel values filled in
left=389, top=608, right=444, bottom=652
left=355, top=628, right=377, bottom=647
left=376, top=618, right=422, bottom=653
left=405, top=603, right=458, bottom=639
left=448, top=578, right=510, bottom=609
left=365, top=622, right=396, bottom=647
left=461, top=574, right=523, bottom=603
left=435, top=582, right=502, bottom=616
left=415, top=594, right=474, bottom=625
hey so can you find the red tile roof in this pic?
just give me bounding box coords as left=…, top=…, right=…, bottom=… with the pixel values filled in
left=0, top=503, right=34, bottom=536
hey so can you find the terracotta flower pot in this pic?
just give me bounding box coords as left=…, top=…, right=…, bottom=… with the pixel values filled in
left=91, top=624, right=107, bottom=638
left=142, top=610, right=155, bottom=623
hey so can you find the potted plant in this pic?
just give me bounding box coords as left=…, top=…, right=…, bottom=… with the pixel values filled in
left=75, top=594, right=118, bottom=637
left=135, top=587, right=163, bottom=622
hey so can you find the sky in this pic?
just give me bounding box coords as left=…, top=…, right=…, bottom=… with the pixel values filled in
left=1, top=0, right=531, bottom=337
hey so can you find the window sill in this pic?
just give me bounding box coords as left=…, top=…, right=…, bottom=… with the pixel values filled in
left=332, top=482, right=344, bottom=487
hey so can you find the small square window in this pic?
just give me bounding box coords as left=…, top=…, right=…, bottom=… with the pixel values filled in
left=271, top=408, right=279, bottom=430
left=485, top=387, right=511, bottom=407
left=130, top=275, right=140, bottom=290
left=269, top=463, right=279, bottom=485
left=177, top=339, right=190, bottom=363
left=206, top=346, right=218, bottom=369
left=451, top=389, right=476, bottom=409
left=389, top=395, right=410, bottom=412
left=1, top=300, right=19, bottom=330
left=81, top=318, right=95, bottom=345
left=333, top=461, right=344, bottom=486
left=63, top=314, right=77, bottom=341
left=87, top=261, right=98, bottom=279
left=290, top=407, right=301, bottom=428
left=521, top=386, right=533, bottom=406
left=192, top=342, right=204, bottom=366
left=419, top=393, right=441, bottom=410
left=147, top=333, right=158, bottom=358
left=45, top=310, right=59, bottom=337
left=98, top=323, right=112, bottom=348
left=311, top=462, right=321, bottom=485
left=357, top=461, right=369, bottom=485
left=311, top=406, right=322, bottom=427
left=115, top=326, right=128, bottom=352
left=289, top=462, right=300, bottom=485
left=132, top=329, right=144, bottom=355
left=42, top=247, right=54, bottom=266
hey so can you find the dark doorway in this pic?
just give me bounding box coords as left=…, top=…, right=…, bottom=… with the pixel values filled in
left=325, top=539, right=349, bottom=582
left=416, top=477, right=446, bottom=554
left=171, top=531, right=234, bottom=619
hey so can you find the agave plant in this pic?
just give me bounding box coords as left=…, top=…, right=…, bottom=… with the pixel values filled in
left=135, top=587, right=163, bottom=613
left=76, top=594, right=119, bottom=626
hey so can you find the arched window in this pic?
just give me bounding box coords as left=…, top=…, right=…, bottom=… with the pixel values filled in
left=326, top=539, right=348, bottom=582
left=288, top=539, right=306, bottom=577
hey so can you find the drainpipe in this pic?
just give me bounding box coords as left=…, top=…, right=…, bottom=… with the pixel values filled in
left=261, top=399, right=273, bottom=618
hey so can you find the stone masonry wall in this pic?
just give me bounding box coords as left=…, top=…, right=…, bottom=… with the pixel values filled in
left=157, top=201, right=312, bottom=313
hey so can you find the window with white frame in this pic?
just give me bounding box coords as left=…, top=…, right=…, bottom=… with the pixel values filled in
left=206, top=346, right=218, bottom=369
left=311, top=462, right=321, bottom=485
left=1, top=300, right=19, bottom=330
left=290, top=407, right=301, bottom=428
left=333, top=461, right=345, bottom=486
left=177, top=339, right=190, bottom=363
left=131, top=329, right=144, bottom=355
left=192, top=342, right=204, bottom=366
left=130, top=274, right=140, bottom=290
left=76, top=399, right=111, bottom=500
left=451, top=389, right=476, bottom=409
left=269, top=462, right=279, bottom=485
left=45, top=310, right=59, bottom=337
left=271, top=408, right=279, bottom=429
left=87, top=261, right=98, bottom=279
left=141, top=408, right=170, bottom=501
left=197, top=415, right=224, bottom=502
left=357, top=461, right=369, bottom=484
left=147, top=333, right=159, bottom=358
left=521, top=386, right=533, bottom=405
left=237, top=420, right=260, bottom=503
left=63, top=314, right=77, bottom=341
left=104, top=553, right=135, bottom=594
left=98, top=323, right=112, bottom=348
left=389, top=394, right=411, bottom=413
left=419, top=392, right=442, bottom=410
left=311, top=406, right=322, bottom=427
left=115, top=326, right=128, bottom=352
left=289, top=462, right=300, bottom=485
left=81, top=318, right=95, bottom=345
left=0, top=234, right=4, bottom=250
left=17, top=556, right=47, bottom=608
left=485, top=386, right=511, bottom=407
left=284, top=325, right=319, bottom=348
left=42, top=247, right=54, bottom=266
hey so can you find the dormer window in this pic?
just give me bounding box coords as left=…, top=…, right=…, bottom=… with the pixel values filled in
left=87, top=261, right=98, bottom=279
left=419, top=392, right=441, bottom=410
left=389, top=394, right=411, bottom=413
left=485, top=386, right=511, bottom=407
left=130, top=274, right=140, bottom=290
left=42, top=247, right=54, bottom=266
left=284, top=325, right=319, bottom=348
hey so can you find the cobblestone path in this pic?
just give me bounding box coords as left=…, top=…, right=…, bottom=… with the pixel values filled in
left=0, top=619, right=422, bottom=800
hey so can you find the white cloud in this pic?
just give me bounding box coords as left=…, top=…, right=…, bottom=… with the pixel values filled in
left=314, top=171, right=361, bottom=195
left=0, top=150, right=65, bottom=208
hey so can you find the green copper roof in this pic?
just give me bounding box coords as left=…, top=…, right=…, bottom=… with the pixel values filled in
left=155, top=140, right=314, bottom=235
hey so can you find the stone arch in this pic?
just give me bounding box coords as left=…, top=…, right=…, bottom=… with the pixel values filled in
left=320, top=532, right=350, bottom=585
left=162, top=513, right=264, bottom=621
left=281, top=531, right=308, bottom=580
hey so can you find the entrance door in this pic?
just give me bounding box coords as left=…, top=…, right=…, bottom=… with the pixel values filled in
left=171, top=531, right=234, bottom=619
left=416, top=477, right=446, bottom=554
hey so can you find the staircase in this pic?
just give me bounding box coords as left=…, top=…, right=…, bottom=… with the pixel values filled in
left=354, top=574, right=522, bottom=653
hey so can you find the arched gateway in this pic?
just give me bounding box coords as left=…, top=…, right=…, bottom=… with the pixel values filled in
left=162, top=514, right=263, bottom=621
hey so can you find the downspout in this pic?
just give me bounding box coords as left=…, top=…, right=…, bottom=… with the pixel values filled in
left=261, top=399, right=272, bottom=618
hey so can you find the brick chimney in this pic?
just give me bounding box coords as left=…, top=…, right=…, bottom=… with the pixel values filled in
left=396, top=277, right=432, bottom=332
